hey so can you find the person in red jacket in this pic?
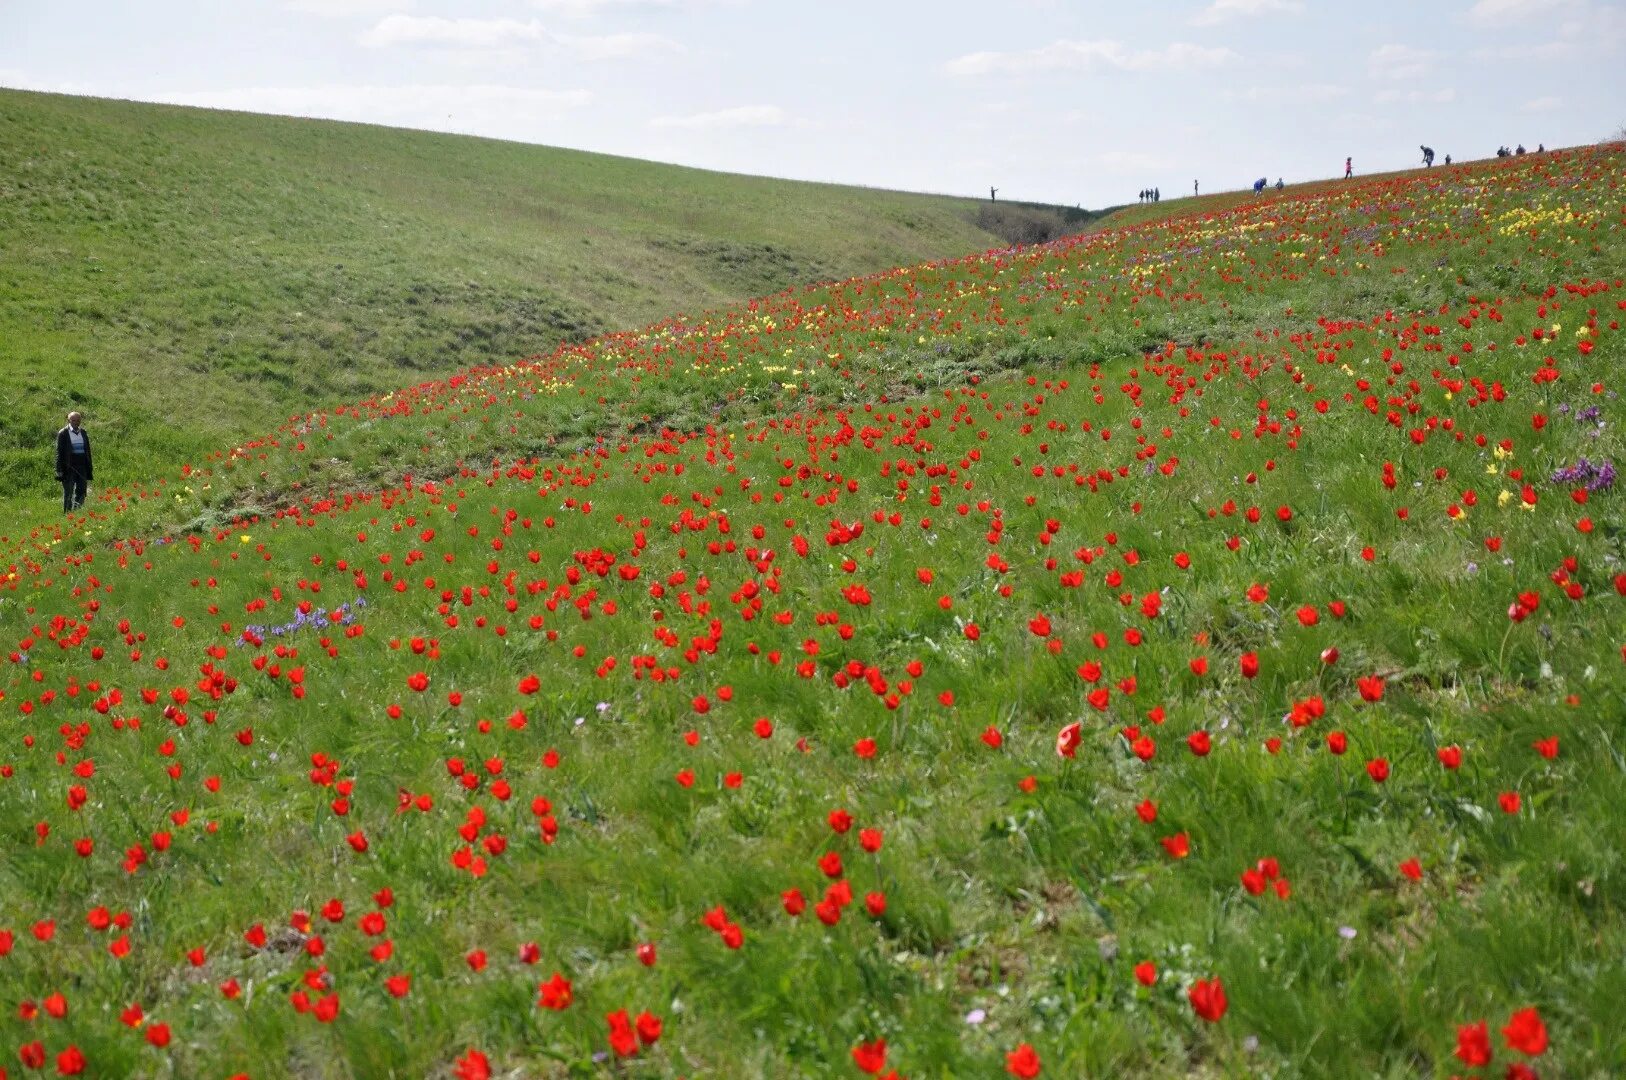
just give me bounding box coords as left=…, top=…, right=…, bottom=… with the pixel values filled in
left=55, top=411, right=93, bottom=513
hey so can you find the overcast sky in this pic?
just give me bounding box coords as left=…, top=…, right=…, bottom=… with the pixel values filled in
left=3, top=0, right=1623, bottom=207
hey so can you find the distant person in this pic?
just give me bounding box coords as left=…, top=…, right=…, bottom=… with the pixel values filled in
left=1497, top=146, right=1510, bottom=157
left=1275, top=177, right=1284, bottom=191
left=55, top=410, right=93, bottom=513
left=1537, top=143, right=1545, bottom=152
left=1420, top=145, right=1435, bottom=167
left=1444, top=154, right=1452, bottom=165
left=1154, top=187, right=1160, bottom=202
left=1515, top=143, right=1526, bottom=155
left=1194, top=179, right=1199, bottom=196
left=1344, top=157, right=1353, bottom=178
left=1253, top=177, right=1268, bottom=194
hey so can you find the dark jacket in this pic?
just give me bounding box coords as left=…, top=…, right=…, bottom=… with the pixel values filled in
left=56, top=426, right=93, bottom=482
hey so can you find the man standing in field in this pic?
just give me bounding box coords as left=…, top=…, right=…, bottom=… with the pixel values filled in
left=55, top=411, right=93, bottom=513
left=1345, top=157, right=1353, bottom=178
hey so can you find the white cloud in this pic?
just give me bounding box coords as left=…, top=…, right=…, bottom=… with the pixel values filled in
left=1465, top=0, right=1623, bottom=52
left=535, top=0, right=667, bottom=13
left=284, top=0, right=408, bottom=16
left=945, top=39, right=1236, bottom=76
left=555, top=32, right=680, bottom=59
left=1367, top=43, right=1436, bottom=80
left=1191, top=0, right=1303, bottom=26
left=361, top=16, right=551, bottom=49
left=531, top=0, right=743, bottom=14
left=533, top=0, right=681, bottom=14
left=359, top=15, right=680, bottom=59
left=1467, top=0, right=1572, bottom=25
left=1373, top=87, right=1457, bottom=105
left=1556, top=4, right=1626, bottom=46
left=1521, top=94, right=1562, bottom=112
left=651, top=105, right=787, bottom=129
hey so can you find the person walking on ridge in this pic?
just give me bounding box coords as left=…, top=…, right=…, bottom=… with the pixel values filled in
left=56, top=410, right=94, bottom=514
left=1345, top=156, right=1353, bottom=178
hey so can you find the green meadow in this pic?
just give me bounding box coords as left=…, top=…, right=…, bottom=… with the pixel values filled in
left=0, top=95, right=1623, bottom=1079
left=1, top=89, right=1010, bottom=505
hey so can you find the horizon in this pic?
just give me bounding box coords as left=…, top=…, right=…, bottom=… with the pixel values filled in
left=4, top=1, right=1623, bottom=208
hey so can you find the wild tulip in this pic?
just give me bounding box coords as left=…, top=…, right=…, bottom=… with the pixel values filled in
left=1502, top=1008, right=1548, bottom=1056
left=1455, top=1020, right=1492, bottom=1066
left=1006, top=1043, right=1042, bottom=1078
left=852, top=1039, right=888, bottom=1074
left=607, top=1010, right=638, bottom=1057
left=537, top=973, right=573, bottom=1011
left=1189, top=977, right=1227, bottom=1022
left=454, top=1050, right=492, bottom=1080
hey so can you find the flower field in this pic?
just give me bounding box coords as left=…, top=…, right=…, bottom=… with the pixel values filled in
left=2, top=144, right=1624, bottom=1078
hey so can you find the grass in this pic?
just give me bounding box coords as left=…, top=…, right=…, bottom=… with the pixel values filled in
left=0, top=134, right=1622, bottom=1078
left=0, top=88, right=1011, bottom=507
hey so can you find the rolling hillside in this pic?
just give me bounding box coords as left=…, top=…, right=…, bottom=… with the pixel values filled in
left=0, top=89, right=1009, bottom=500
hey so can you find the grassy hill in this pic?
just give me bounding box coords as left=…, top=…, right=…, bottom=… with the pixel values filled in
left=0, top=88, right=1011, bottom=502
left=0, top=143, right=1621, bottom=1077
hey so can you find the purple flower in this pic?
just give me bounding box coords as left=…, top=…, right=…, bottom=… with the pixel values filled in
left=236, top=597, right=368, bottom=647
left=1550, top=458, right=1614, bottom=492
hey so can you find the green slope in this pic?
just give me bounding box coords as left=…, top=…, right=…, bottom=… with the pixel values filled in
left=0, top=88, right=1003, bottom=501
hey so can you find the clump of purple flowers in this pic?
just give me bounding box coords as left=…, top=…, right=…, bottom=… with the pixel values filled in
left=237, top=596, right=367, bottom=647
left=1555, top=401, right=1605, bottom=427
left=1550, top=458, right=1615, bottom=492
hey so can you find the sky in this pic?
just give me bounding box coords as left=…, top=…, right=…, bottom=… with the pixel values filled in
left=3, top=0, right=1623, bottom=208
